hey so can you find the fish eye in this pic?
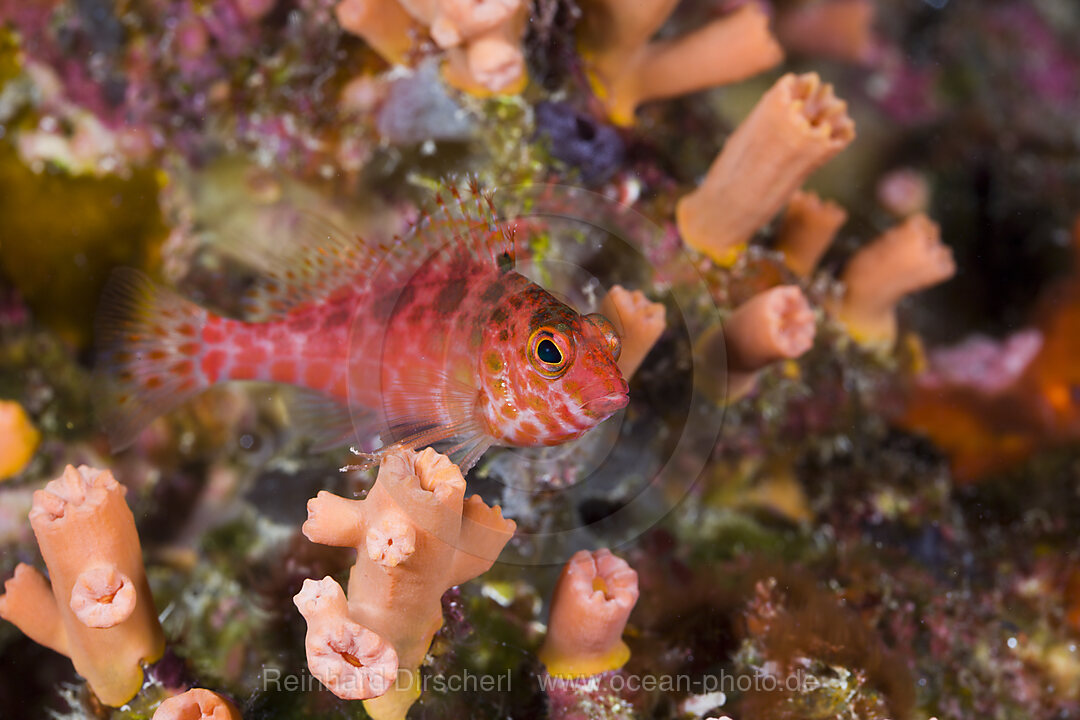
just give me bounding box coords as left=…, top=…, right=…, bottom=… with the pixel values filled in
left=537, top=339, right=562, bottom=364
left=528, top=328, right=572, bottom=378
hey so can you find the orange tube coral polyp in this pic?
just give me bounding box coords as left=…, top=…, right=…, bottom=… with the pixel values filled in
left=0, top=399, right=40, bottom=480
left=599, top=285, right=666, bottom=379
left=538, top=548, right=639, bottom=678
left=0, top=465, right=164, bottom=707
left=709, top=285, right=817, bottom=401
left=294, top=577, right=399, bottom=701
left=829, top=213, right=955, bottom=348
left=428, top=0, right=521, bottom=49
left=776, top=190, right=848, bottom=278
left=583, top=3, right=783, bottom=126
left=441, top=2, right=527, bottom=96
left=334, top=0, right=419, bottom=65
left=776, top=0, right=877, bottom=65
left=300, top=447, right=516, bottom=720
left=153, top=688, right=243, bottom=720
left=676, top=73, right=855, bottom=267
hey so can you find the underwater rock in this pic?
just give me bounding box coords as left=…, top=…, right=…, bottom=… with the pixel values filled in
left=376, top=62, right=476, bottom=144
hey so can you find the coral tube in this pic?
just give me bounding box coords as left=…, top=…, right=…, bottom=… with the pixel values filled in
left=0, top=399, right=39, bottom=480
left=776, top=0, right=877, bottom=65
left=599, top=285, right=666, bottom=378
left=336, top=0, right=528, bottom=95
left=828, top=213, right=955, bottom=347
left=700, top=286, right=817, bottom=401
left=676, top=73, right=855, bottom=267
left=442, top=2, right=528, bottom=95
left=0, top=465, right=164, bottom=706
left=300, top=447, right=516, bottom=720
left=293, top=578, right=399, bottom=701
left=775, top=190, right=848, bottom=278
left=153, top=688, right=243, bottom=720
left=538, top=548, right=639, bottom=678
left=581, top=2, right=783, bottom=126
left=334, top=0, right=419, bottom=65
left=426, top=0, right=521, bottom=48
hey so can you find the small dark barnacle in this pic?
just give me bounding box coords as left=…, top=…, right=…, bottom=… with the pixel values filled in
left=534, top=101, right=625, bottom=185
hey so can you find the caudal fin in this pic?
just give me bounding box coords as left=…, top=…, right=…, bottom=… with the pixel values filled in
left=94, top=268, right=211, bottom=451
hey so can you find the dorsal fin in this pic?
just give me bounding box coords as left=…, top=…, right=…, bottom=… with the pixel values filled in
left=236, top=178, right=516, bottom=321
left=401, top=176, right=517, bottom=272
left=237, top=210, right=378, bottom=321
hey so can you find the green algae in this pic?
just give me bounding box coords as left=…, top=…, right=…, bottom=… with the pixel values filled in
left=0, top=144, right=166, bottom=348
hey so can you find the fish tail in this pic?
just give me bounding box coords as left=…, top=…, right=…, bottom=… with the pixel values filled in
left=94, top=268, right=211, bottom=451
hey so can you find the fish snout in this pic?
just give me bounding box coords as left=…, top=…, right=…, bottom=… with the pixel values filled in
left=582, top=379, right=629, bottom=418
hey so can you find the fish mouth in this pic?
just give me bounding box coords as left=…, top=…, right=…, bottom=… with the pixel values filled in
left=582, top=391, right=630, bottom=418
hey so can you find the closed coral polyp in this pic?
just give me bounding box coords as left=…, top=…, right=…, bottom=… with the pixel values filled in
left=677, top=73, right=855, bottom=267
left=599, top=285, right=666, bottom=378
left=0, top=399, right=39, bottom=480
left=428, top=0, right=520, bottom=48
left=829, top=213, right=955, bottom=347
left=441, top=3, right=527, bottom=95
left=366, top=514, right=417, bottom=567
left=152, top=688, right=243, bottom=720
left=538, top=548, right=640, bottom=678
left=335, top=0, right=420, bottom=64
left=699, top=286, right=816, bottom=402
left=776, top=190, right=848, bottom=277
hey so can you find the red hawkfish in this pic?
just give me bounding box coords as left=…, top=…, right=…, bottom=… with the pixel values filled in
left=96, top=181, right=629, bottom=470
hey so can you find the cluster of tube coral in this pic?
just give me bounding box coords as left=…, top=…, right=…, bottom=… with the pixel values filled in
left=335, top=0, right=528, bottom=95
left=667, top=61, right=954, bottom=403
left=297, top=446, right=516, bottom=720
left=0, top=465, right=164, bottom=706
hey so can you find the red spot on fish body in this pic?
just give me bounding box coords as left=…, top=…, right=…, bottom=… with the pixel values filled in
left=202, top=349, right=227, bottom=381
